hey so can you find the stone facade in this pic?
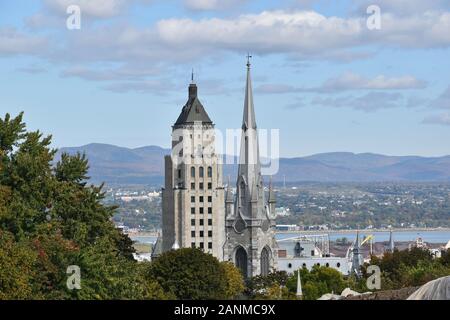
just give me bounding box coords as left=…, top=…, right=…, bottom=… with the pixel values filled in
left=223, top=61, right=278, bottom=278
left=162, top=82, right=225, bottom=260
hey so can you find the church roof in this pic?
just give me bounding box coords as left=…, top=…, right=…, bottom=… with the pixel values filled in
left=174, top=83, right=213, bottom=126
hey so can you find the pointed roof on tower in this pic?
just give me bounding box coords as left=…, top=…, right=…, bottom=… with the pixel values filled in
left=174, top=79, right=212, bottom=126
left=388, top=230, right=395, bottom=252
left=296, top=269, right=303, bottom=297
left=237, top=54, right=261, bottom=195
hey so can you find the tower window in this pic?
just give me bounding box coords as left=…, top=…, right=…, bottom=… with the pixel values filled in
left=199, top=183, right=204, bottom=190
left=191, top=231, right=195, bottom=237
left=208, top=231, right=212, bottom=238
left=200, top=196, right=204, bottom=203
left=191, top=182, right=195, bottom=190
left=200, top=231, right=204, bottom=237
left=178, top=169, right=182, bottom=179
left=208, top=219, right=212, bottom=226
left=191, top=219, right=195, bottom=226
left=191, top=208, right=195, bottom=214
left=191, top=196, right=195, bottom=203
left=208, top=196, right=212, bottom=202
left=208, top=207, right=212, bottom=214
left=199, top=207, right=204, bottom=214
left=200, top=219, right=204, bottom=226
left=208, top=242, right=212, bottom=249
left=200, top=243, right=204, bottom=249
left=191, top=243, right=195, bottom=248
left=208, top=183, right=212, bottom=190
left=191, top=167, right=195, bottom=178
left=199, top=167, right=204, bottom=178
left=207, top=167, right=212, bottom=178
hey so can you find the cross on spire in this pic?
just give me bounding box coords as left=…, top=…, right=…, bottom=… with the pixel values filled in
left=246, top=53, right=252, bottom=68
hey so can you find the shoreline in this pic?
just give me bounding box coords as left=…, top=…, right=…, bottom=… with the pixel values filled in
left=128, top=227, right=450, bottom=238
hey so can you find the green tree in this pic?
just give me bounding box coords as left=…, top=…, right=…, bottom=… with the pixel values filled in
left=221, top=261, right=245, bottom=299
left=0, top=230, right=37, bottom=299
left=0, top=112, right=158, bottom=300
left=147, top=248, right=228, bottom=300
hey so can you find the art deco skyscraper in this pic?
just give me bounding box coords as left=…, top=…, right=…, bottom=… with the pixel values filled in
left=161, top=79, right=225, bottom=260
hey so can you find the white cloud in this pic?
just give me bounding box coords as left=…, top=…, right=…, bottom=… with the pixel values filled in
left=353, top=0, right=450, bottom=16
left=255, top=72, right=426, bottom=94
left=422, top=112, right=450, bottom=126
left=42, top=0, right=152, bottom=18
left=430, top=86, right=450, bottom=109
left=61, top=64, right=162, bottom=81
left=321, top=72, right=426, bottom=91
left=184, top=0, right=248, bottom=11
left=0, top=27, right=48, bottom=56
left=311, top=92, right=405, bottom=112
left=156, top=9, right=450, bottom=58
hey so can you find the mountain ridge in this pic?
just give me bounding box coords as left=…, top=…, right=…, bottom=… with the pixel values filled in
left=55, top=143, right=450, bottom=185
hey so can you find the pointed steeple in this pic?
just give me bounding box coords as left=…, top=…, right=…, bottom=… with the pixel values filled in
left=242, top=55, right=257, bottom=131
left=237, top=55, right=261, bottom=202
left=388, top=230, right=395, bottom=252
left=296, top=269, right=303, bottom=298
left=355, top=231, right=360, bottom=249
left=352, top=231, right=362, bottom=276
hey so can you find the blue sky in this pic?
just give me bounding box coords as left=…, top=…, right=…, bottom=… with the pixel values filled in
left=1, top=0, right=449, bottom=157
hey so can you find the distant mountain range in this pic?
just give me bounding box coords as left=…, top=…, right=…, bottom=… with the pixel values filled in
left=56, top=143, right=450, bottom=186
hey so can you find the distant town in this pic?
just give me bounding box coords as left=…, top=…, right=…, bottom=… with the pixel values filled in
left=107, top=182, right=450, bottom=234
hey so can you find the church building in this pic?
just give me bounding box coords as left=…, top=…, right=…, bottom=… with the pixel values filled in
left=160, top=59, right=277, bottom=277
left=223, top=58, right=278, bottom=278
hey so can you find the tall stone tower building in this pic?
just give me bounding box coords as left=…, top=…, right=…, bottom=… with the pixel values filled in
left=224, top=59, right=278, bottom=278
left=161, top=80, right=225, bottom=260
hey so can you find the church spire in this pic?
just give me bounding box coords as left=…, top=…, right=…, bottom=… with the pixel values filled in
left=237, top=55, right=261, bottom=202
left=296, top=269, right=303, bottom=298
left=388, top=230, right=395, bottom=252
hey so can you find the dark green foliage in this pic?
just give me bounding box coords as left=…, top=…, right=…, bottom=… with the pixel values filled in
left=247, top=271, right=296, bottom=300
left=147, top=248, right=228, bottom=300
left=286, top=266, right=348, bottom=300
left=0, top=112, right=163, bottom=300
left=55, top=152, right=89, bottom=185
left=369, top=247, right=450, bottom=289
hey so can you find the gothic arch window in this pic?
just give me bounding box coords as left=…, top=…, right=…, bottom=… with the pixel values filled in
left=235, top=247, right=248, bottom=278
left=191, top=167, right=195, bottom=178
left=207, top=166, right=212, bottom=178
left=260, top=247, right=271, bottom=276
left=199, top=167, right=204, bottom=178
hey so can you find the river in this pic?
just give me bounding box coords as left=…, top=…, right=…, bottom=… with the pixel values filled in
left=131, top=230, right=450, bottom=245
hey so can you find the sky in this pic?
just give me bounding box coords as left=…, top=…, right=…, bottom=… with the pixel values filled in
left=0, top=0, right=449, bottom=158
